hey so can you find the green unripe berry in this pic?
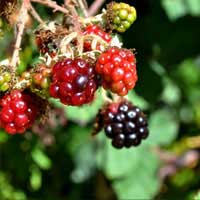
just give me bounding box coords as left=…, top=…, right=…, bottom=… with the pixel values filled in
left=0, top=82, right=9, bottom=92
left=113, top=3, right=120, bottom=10
left=0, top=75, right=4, bottom=85
left=113, top=16, right=121, bottom=25
left=116, top=25, right=125, bottom=33
left=120, top=3, right=129, bottom=9
left=122, top=21, right=131, bottom=29
left=4, top=72, right=11, bottom=82
left=127, top=13, right=136, bottom=23
left=119, top=9, right=128, bottom=20
left=41, top=78, right=50, bottom=89
left=107, top=2, right=137, bottom=33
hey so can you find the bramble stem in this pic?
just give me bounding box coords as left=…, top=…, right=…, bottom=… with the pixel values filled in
left=10, top=0, right=29, bottom=71
left=29, top=3, right=44, bottom=24
left=77, top=0, right=88, bottom=17
left=31, top=0, right=69, bottom=15
left=88, top=0, right=106, bottom=16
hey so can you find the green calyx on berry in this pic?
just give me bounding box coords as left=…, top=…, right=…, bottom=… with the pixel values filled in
left=106, top=2, right=137, bottom=33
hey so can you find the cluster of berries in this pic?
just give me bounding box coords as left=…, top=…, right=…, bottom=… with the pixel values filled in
left=0, top=1, right=148, bottom=149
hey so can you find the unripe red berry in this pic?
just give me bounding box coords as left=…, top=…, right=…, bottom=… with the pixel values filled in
left=0, top=90, right=39, bottom=134
left=50, top=58, right=98, bottom=106
left=95, top=47, right=137, bottom=96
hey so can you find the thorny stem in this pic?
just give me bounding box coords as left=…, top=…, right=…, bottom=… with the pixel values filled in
left=76, top=0, right=88, bottom=17
left=29, top=3, right=44, bottom=24
left=31, top=0, right=69, bottom=15
left=81, top=13, right=105, bottom=25
left=88, top=0, right=106, bottom=16
left=10, top=0, right=29, bottom=71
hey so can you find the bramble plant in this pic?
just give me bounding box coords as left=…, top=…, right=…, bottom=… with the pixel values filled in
left=0, top=0, right=147, bottom=149
left=1, top=1, right=200, bottom=200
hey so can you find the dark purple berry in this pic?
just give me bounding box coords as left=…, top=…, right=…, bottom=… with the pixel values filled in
left=96, top=100, right=149, bottom=149
left=138, top=127, right=149, bottom=139
left=105, top=125, right=113, bottom=138
left=112, top=134, right=125, bottom=149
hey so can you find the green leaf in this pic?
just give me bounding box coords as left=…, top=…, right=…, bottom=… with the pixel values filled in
left=71, top=142, right=96, bottom=183
left=187, top=0, right=200, bottom=16
left=51, top=90, right=103, bottom=124
left=194, top=190, right=200, bottom=200
left=96, top=134, right=158, bottom=180
left=96, top=135, right=160, bottom=199
left=113, top=148, right=160, bottom=199
left=176, top=59, right=200, bottom=86
left=127, top=91, right=149, bottom=110
left=147, top=109, right=179, bottom=145
left=67, top=125, right=91, bottom=156
left=31, top=148, right=52, bottom=170
left=162, top=0, right=187, bottom=20
left=161, top=77, right=181, bottom=105
left=0, top=130, right=9, bottom=143
left=30, top=165, right=42, bottom=191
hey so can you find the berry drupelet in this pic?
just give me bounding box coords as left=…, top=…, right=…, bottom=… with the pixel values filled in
left=0, top=90, right=39, bottom=134
left=97, top=101, right=149, bottom=149
left=95, top=47, right=137, bottom=96
left=49, top=58, right=98, bottom=106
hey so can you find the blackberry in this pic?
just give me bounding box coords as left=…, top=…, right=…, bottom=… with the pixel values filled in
left=97, top=101, right=149, bottom=149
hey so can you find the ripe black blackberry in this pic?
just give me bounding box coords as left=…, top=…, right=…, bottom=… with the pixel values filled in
left=96, top=100, right=149, bottom=149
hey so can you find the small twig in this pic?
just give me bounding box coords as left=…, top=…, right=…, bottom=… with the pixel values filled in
left=31, top=0, right=69, bottom=15
left=64, top=0, right=70, bottom=5
left=10, top=0, right=30, bottom=71
left=76, top=0, right=88, bottom=17
left=29, top=3, right=44, bottom=24
left=88, top=0, right=106, bottom=16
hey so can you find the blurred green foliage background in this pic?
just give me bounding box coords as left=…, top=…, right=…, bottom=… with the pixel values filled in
left=1, top=0, right=200, bottom=199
